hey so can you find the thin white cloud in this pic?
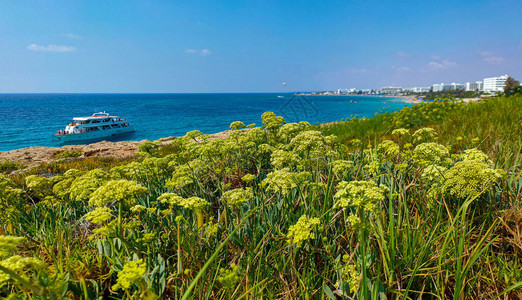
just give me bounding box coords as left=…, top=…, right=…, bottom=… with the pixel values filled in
left=478, top=50, right=504, bottom=64
left=392, top=66, right=411, bottom=72
left=61, top=33, right=82, bottom=39
left=27, top=44, right=76, bottom=52
left=396, top=51, right=411, bottom=59
left=426, top=59, right=457, bottom=70
left=185, top=48, right=211, bottom=56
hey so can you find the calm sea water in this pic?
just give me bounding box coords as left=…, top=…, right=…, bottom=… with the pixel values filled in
left=0, top=93, right=410, bottom=151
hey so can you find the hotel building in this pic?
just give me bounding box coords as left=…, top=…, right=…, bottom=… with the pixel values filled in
left=483, top=75, right=509, bottom=92
left=465, top=81, right=483, bottom=91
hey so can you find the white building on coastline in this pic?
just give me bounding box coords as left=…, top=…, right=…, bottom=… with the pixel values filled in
left=380, top=86, right=403, bottom=94
left=414, top=87, right=431, bottom=93
left=483, top=75, right=509, bottom=92
left=432, top=83, right=448, bottom=92
left=404, top=87, right=430, bottom=93
left=465, top=81, right=483, bottom=91
left=433, top=83, right=464, bottom=92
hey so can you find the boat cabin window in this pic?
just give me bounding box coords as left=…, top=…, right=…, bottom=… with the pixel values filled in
left=92, top=119, right=101, bottom=123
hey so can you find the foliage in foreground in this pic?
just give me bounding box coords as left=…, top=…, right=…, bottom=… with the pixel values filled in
left=0, top=96, right=521, bottom=299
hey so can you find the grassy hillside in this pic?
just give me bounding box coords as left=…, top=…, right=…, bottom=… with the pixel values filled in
left=0, top=95, right=521, bottom=299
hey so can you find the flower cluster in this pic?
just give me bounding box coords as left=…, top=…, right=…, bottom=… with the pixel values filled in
left=167, top=159, right=207, bottom=190
left=88, top=180, right=148, bottom=207
left=110, top=161, right=143, bottom=181
left=68, top=169, right=110, bottom=201
left=460, top=148, right=492, bottom=164
left=334, top=180, right=388, bottom=213
left=412, top=127, right=438, bottom=144
left=0, top=236, right=25, bottom=258
left=85, top=207, right=113, bottom=224
left=241, top=174, right=255, bottom=183
left=278, top=123, right=300, bottom=140
left=112, top=259, right=147, bottom=291
left=136, top=233, right=156, bottom=243
left=421, top=165, right=447, bottom=184
left=262, top=168, right=311, bottom=195
left=217, top=263, right=240, bottom=289
left=340, top=255, right=360, bottom=294
left=0, top=235, right=45, bottom=288
left=185, top=130, right=206, bottom=141
left=230, top=121, right=246, bottom=130
left=413, top=142, right=451, bottom=167
left=261, top=112, right=286, bottom=131
left=442, top=160, right=503, bottom=199
left=166, top=165, right=194, bottom=189
left=332, top=160, right=353, bottom=178
left=289, top=131, right=328, bottom=159
left=158, top=193, right=209, bottom=211
left=0, top=174, right=23, bottom=204
left=270, top=150, right=300, bottom=169
left=286, top=215, right=321, bottom=247
left=376, top=140, right=400, bottom=158
left=138, top=141, right=161, bottom=156
left=0, top=255, right=45, bottom=287
left=364, top=160, right=380, bottom=177
left=391, top=128, right=409, bottom=137
left=158, top=193, right=184, bottom=207
left=220, top=188, right=254, bottom=209
left=25, top=175, right=53, bottom=196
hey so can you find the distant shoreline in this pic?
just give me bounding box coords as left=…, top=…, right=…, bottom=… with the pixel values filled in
left=301, top=93, right=415, bottom=103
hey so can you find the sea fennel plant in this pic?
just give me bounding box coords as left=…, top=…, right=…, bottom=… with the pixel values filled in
left=334, top=180, right=389, bottom=296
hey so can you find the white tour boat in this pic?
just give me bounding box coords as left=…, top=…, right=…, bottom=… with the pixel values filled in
left=55, top=112, right=135, bottom=143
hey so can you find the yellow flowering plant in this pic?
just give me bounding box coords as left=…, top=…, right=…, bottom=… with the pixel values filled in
left=25, top=175, right=53, bottom=197
left=441, top=160, right=503, bottom=199
left=217, top=263, right=240, bottom=290
left=413, top=142, right=452, bottom=167
left=332, top=160, right=353, bottom=179
left=229, top=121, right=246, bottom=130
left=112, top=259, right=147, bottom=291
left=334, top=180, right=388, bottom=296
left=158, top=193, right=209, bottom=228
left=286, top=215, right=321, bottom=247
left=220, top=187, right=254, bottom=209
left=412, top=127, right=438, bottom=144
left=0, top=235, right=47, bottom=292
left=262, top=168, right=311, bottom=196
left=89, top=180, right=148, bottom=207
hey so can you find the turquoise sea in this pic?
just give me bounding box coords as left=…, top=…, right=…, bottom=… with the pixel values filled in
left=0, top=94, right=411, bottom=151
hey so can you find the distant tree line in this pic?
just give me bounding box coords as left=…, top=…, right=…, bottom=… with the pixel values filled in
left=423, top=90, right=479, bottom=100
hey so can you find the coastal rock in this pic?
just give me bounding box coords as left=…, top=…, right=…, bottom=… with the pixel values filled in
left=0, top=130, right=236, bottom=170
left=0, top=140, right=143, bottom=169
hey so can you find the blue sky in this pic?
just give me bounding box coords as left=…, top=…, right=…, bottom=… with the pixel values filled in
left=0, top=0, right=521, bottom=92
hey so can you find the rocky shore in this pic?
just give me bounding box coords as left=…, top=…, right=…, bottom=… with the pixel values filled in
left=0, top=130, right=234, bottom=169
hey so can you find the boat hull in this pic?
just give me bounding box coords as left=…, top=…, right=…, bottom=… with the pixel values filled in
left=56, top=126, right=135, bottom=144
